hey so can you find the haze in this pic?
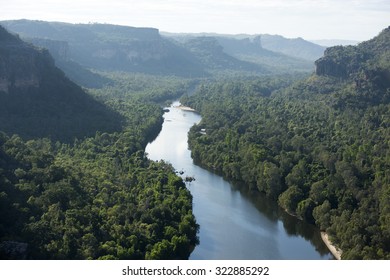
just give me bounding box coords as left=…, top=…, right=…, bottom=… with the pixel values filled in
left=1, top=0, right=389, bottom=41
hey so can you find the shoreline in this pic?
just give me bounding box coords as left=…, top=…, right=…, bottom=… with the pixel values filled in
left=176, top=100, right=340, bottom=260
left=174, top=105, right=196, bottom=112
left=321, top=232, right=342, bottom=260
left=190, top=157, right=343, bottom=260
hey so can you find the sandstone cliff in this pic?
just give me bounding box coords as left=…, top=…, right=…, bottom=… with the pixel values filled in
left=0, top=26, right=55, bottom=93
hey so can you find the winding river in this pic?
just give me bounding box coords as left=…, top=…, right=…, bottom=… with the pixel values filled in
left=145, top=102, right=333, bottom=260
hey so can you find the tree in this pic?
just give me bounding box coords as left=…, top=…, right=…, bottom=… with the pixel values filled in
left=278, top=186, right=304, bottom=214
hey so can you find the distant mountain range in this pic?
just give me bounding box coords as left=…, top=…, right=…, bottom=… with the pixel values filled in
left=170, top=34, right=317, bottom=73
left=163, top=31, right=326, bottom=61
left=310, top=39, right=360, bottom=47
left=0, top=20, right=206, bottom=79
left=1, top=20, right=326, bottom=80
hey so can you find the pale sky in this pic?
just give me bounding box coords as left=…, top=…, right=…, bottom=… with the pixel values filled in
left=0, top=0, right=389, bottom=41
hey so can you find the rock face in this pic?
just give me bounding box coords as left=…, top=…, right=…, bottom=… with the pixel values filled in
left=184, top=36, right=267, bottom=72
left=315, top=26, right=390, bottom=79
left=313, top=26, right=390, bottom=106
left=0, top=25, right=55, bottom=93
left=315, top=46, right=349, bottom=78
left=0, top=20, right=206, bottom=77
left=314, top=45, right=367, bottom=78
left=28, top=38, right=69, bottom=60
left=0, top=25, right=123, bottom=141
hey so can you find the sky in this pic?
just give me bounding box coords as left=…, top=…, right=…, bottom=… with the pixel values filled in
left=0, top=0, right=389, bottom=41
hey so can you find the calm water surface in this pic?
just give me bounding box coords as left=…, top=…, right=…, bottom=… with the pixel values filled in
left=146, top=102, right=333, bottom=260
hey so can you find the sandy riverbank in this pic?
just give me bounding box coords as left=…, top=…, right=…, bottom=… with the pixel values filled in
left=321, top=232, right=342, bottom=260
left=174, top=105, right=196, bottom=112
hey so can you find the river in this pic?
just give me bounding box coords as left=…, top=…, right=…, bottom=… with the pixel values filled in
left=145, top=101, right=333, bottom=260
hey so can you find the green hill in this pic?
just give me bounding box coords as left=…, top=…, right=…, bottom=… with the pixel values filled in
left=0, top=25, right=199, bottom=260
left=181, top=26, right=390, bottom=259
left=314, top=26, right=390, bottom=107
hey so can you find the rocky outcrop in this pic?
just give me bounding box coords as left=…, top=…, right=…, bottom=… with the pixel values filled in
left=315, top=46, right=350, bottom=78
left=0, top=25, right=56, bottom=93
left=315, top=26, right=390, bottom=79
left=1, top=20, right=206, bottom=77
left=0, top=25, right=123, bottom=141
left=314, top=45, right=369, bottom=78
left=0, top=49, right=46, bottom=93
left=28, top=38, right=69, bottom=60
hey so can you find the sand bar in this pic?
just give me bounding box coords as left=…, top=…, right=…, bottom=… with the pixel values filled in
left=174, top=105, right=196, bottom=112
left=321, top=232, right=342, bottom=260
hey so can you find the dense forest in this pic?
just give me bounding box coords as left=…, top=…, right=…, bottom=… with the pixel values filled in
left=0, top=26, right=199, bottom=259
left=1, top=19, right=389, bottom=260
left=182, top=27, right=390, bottom=259
left=0, top=86, right=199, bottom=260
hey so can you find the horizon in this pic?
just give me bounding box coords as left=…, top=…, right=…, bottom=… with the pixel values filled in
left=1, top=0, right=389, bottom=41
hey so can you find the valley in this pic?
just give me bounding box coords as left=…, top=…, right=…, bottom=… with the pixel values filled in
left=0, top=20, right=389, bottom=260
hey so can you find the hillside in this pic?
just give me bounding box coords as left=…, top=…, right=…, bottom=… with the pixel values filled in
left=181, top=26, right=390, bottom=259
left=314, top=26, right=390, bottom=107
left=182, top=36, right=269, bottom=75
left=0, top=25, right=122, bottom=142
left=0, top=25, right=199, bottom=260
left=260, top=34, right=325, bottom=61
left=0, top=20, right=206, bottom=77
left=2, top=20, right=319, bottom=77
left=27, top=37, right=111, bottom=88
left=215, top=36, right=314, bottom=72
left=163, top=31, right=325, bottom=62
left=165, top=33, right=317, bottom=72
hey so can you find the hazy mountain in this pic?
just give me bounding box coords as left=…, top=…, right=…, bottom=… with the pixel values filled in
left=0, top=25, right=122, bottom=141
left=1, top=20, right=206, bottom=77
left=182, top=36, right=269, bottom=74
left=260, top=34, right=326, bottom=61
left=163, top=31, right=325, bottom=62
left=164, top=34, right=314, bottom=73
left=27, top=37, right=111, bottom=88
left=2, top=20, right=321, bottom=77
left=214, top=36, right=314, bottom=72
left=310, top=39, right=360, bottom=47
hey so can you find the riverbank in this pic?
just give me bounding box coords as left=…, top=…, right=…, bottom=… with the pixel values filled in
left=191, top=157, right=339, bottom=259
left=281, top=207, right=341, bottom=260
left=148, top=103, right=332, bottom=259
left=321, top=232, right=342, bottom=260
left=174, top=105, right=196, bottom=112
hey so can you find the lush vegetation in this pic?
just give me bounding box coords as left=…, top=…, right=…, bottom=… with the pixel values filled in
left=0, top=132, right=198, bottom=259
left=181, top=27, right=390, bottom=259
left=2, top=20, right=389, bottom=260
left=0, top=26, right=199, bottom=259
left=88, top=72, right=197, bottom=104
left=0, top=93, right=199, bottom=260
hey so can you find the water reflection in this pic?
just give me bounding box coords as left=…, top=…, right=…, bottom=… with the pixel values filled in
left=146, top=102, right=333, bottom=260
